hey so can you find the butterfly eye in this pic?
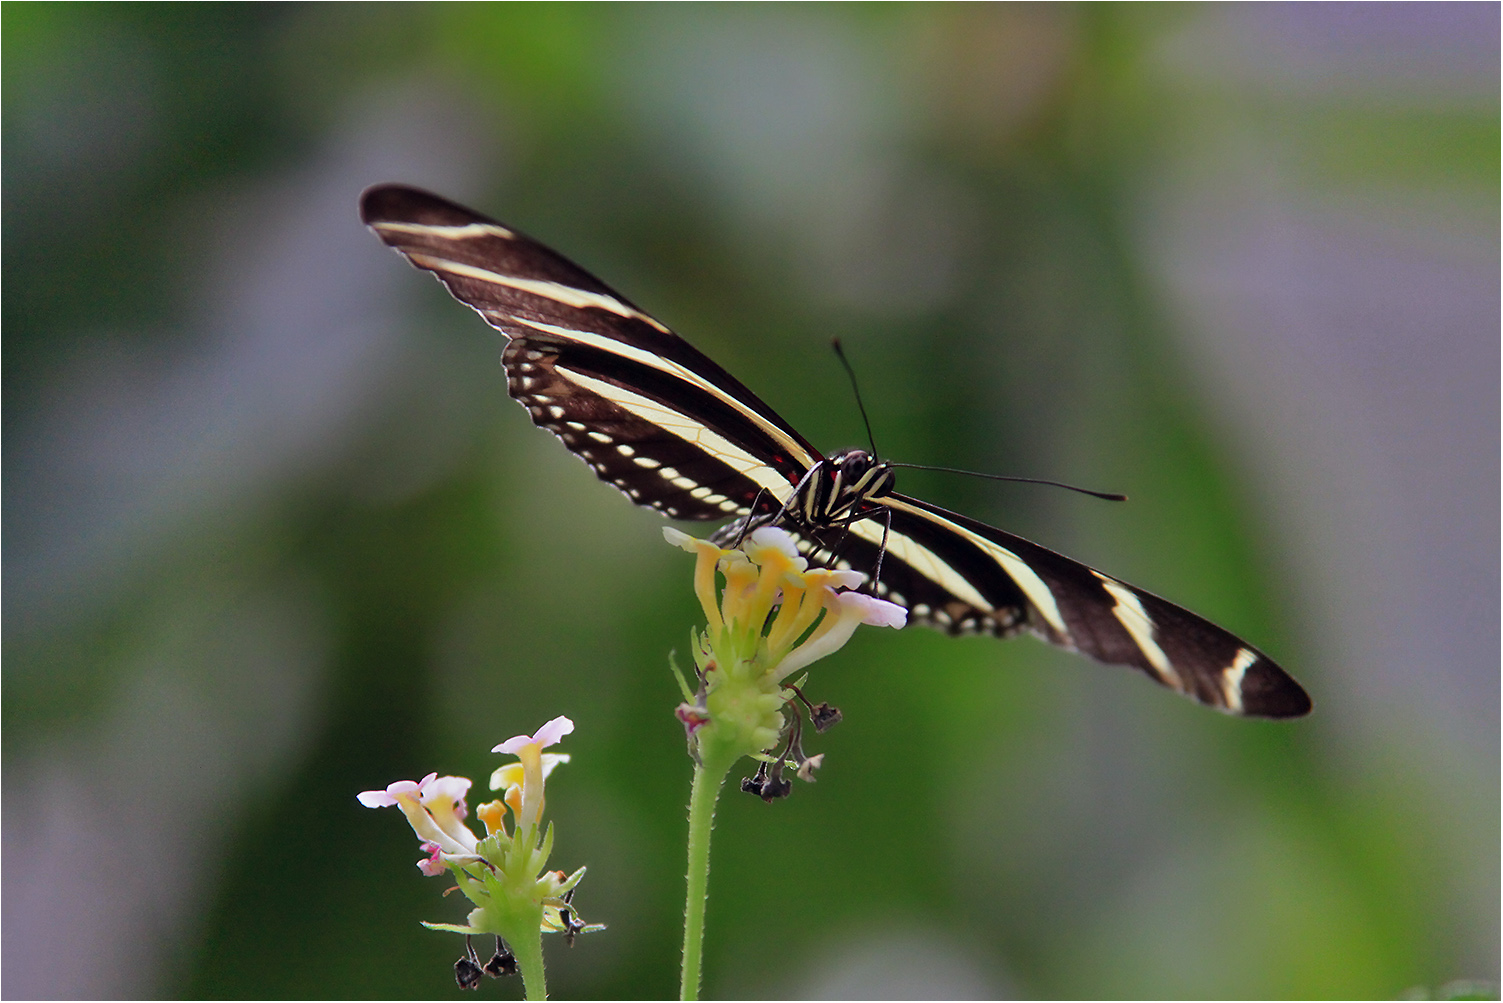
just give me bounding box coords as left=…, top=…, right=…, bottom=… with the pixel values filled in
left=839, top=453, right=870, bottom=478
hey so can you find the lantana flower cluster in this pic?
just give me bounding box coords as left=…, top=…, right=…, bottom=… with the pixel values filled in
left=665, top=525, right=905, bottom=796
left=358, top=716, right=600, bottom=993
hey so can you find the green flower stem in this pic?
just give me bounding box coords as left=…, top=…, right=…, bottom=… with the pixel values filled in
left=511, top=923, right=547, bottom=1002
left=680, top=747, right=737, bottom=1002
left=482, top=849, right=549, bottom=1002
left=504, top=848, right=550, bottom=1002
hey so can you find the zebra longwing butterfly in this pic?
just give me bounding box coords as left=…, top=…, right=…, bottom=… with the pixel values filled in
left=360, top=184, right=1311, bottom=719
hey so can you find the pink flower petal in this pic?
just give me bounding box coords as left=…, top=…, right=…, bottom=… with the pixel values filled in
left=531, top=715, right=575, bottom=749
left=493, top=716, right=574, bottom=754
left=357, top=772, right=438, bottom=808
left=416, top=841, right=446, bottom=877
left=839, top=591, right=907, bottom=628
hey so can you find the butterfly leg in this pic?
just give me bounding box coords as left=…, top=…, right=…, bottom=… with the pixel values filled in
left=714, top=483, right=799, bottom=550
left=815, top=506, right=892, bottom=597
left=711, top=489, right=769, bottom=548
left=799, top=523, right=850, bottom=572
left=871, top=506, right=892, bottom=594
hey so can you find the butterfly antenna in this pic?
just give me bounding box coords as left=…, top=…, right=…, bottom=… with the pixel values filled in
left=886, top=463, right=1128, bottom=502
left=831, top=338, right=879, bottom=456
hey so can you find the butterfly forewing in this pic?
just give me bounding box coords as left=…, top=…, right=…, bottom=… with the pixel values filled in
left=360, top=184, right=820, bottom=521
left=361, top=184, right=1311, bottom=719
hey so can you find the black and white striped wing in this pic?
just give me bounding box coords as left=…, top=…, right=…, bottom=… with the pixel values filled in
left=801, top=493, right=1310, bottom=718
left=361, top=184, right=1310, bottom=720
left=360, top=184, right=820, bottom=521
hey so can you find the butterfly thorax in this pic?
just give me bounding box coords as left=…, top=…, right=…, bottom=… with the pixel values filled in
left=710, top=448, right=894, bottom=549
left=792, top=448, right=895, bottom=528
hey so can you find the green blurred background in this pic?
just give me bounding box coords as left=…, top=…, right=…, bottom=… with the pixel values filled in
left=4, top=4, right=1497, bottom=999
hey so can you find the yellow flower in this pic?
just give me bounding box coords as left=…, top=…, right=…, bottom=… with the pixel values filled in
left=664, top=525, right=905, bottom=787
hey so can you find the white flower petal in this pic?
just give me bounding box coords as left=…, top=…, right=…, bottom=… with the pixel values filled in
left=811, top=569, right=865, bottom=591
left=662, top=526, right=698, bottom=550
left=421, top=775, right=472, bottom=806
left=746, top=526, right=804, bottom=568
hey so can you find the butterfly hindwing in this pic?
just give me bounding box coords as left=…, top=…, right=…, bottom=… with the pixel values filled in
left=833, top=494, right=1308, bottom=717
